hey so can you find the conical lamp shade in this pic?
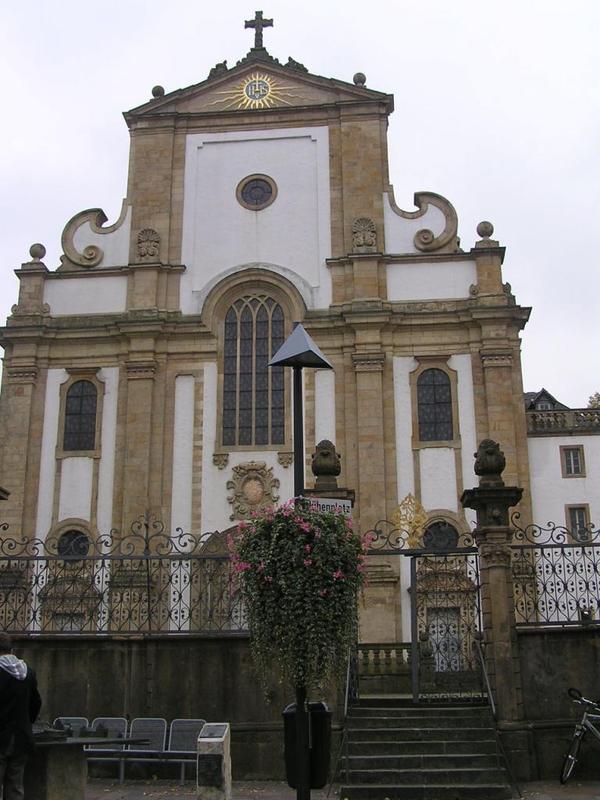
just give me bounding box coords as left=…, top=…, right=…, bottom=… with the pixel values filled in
left=268, top=324, right=333, bottom=369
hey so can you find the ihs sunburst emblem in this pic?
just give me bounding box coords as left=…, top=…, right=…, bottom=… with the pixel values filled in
left=209, top=72, right=300, bottom=110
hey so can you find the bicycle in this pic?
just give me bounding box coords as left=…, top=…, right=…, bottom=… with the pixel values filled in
left=560, top=687, right=600, bottom=783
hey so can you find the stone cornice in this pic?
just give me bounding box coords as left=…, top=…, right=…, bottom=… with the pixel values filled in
left=43, top=264, right=186, bottom=280
left=125, top=361, right=157, bottom=379
left=352, top=352, right=386, bottom=372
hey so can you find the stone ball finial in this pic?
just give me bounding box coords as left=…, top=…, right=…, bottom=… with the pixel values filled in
left=477, top=220, right=494, bottom=239
left=29, top=243, right=46, bottom=261
left=151, top=85, right=165, bottom=99
left=353, top=72, right=366, bottom=86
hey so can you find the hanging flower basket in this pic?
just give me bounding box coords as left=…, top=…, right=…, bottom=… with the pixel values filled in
left=229, top=498, right=370, bottom=691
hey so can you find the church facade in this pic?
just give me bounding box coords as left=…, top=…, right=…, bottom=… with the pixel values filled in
left=0, top=20, right=534, bottom=642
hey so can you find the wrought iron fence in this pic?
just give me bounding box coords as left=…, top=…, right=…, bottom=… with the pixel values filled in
left=0, top=516, right=246, bottom=636
left=511, top=512, right=600, bottom=626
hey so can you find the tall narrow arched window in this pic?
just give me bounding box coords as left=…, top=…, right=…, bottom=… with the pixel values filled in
left=63, top=380, right=98, bottom=451
left=417, top=368, right=453, bottom=441
left=222, top=295, right=285, bottom=447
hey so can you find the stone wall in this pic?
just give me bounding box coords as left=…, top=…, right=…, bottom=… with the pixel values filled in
left=13, top=634, right=341, bottom=780
left=517, top=627, right=600, bottom=780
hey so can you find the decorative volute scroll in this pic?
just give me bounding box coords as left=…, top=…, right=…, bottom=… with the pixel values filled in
left=137, top=228, right=160, bottom=261
left=58, top=201, right=131, bottom=271
left=226, top=461, right=280, bottom=521
left=385, top=189, right=461, bottom=254
left=352, top=217, right=377, bottom=253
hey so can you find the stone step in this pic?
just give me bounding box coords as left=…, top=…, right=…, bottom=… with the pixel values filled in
left=338, top=783, right=512, bottom=800
left=346, top=739, right=498, bottom=756
left=350, top=705, right=491, bottom=720
left=348, top=714, right=493, bottom=728
left=355, top=696, right=487, bottom=709
left=344, top=753, right=500, bottom=770
left=348, top=726, right=495, bottom=742
left=344, top=767, right=508, bottom=785
left=352, top=704, right=490, bottom=716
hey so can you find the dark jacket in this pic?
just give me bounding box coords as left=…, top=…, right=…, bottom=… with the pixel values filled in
left=0, top=656, right=42, bottom=754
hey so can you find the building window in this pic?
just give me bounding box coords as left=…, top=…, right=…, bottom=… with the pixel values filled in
left=566, top=505, right=591, bottom=542
left=236, top=174, right=278, bottom=211
left=63, top=380, right=98, bottom=451
left=561, top=445, right=585, bottom=478
left=417, top=368, right=453, bottom=441
left=222, top=295, right=285, bottom=447
left=57, top=530, right=91, bottom=560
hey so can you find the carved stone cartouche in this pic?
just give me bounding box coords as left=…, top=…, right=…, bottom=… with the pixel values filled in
left=352, top=217, right=377, bottom=253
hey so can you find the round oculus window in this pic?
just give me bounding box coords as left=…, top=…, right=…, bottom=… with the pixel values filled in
left=236, top=174, right=277, bottom=211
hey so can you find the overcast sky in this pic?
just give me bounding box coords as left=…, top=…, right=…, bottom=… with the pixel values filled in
left=1, top=0, right=598, bottom=407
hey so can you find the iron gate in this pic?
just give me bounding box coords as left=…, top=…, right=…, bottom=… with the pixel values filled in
left=366, top=518, right=483, bottom=702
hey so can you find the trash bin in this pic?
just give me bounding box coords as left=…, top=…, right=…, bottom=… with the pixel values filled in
left=283, top=701, right=332, bottom=789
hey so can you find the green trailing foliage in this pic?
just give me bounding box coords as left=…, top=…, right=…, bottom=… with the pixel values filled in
left=229, top=499, right=371, bottom=691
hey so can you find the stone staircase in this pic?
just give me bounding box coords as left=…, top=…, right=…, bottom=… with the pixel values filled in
left=338, top=698, right=513, bottom=799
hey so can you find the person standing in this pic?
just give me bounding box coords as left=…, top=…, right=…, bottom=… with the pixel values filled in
left=0, top=632, right=42, bottom=800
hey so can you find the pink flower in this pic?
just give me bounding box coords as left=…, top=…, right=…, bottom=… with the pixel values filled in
left=303, top=558, right=313, bottom=567
left=234, top=561, right=252, bottom=573
left=332, top=569, right=344, bottom=581
left=298, top=520, right=311, bottom=533
left=304, top=544, right=312, bottom=553
left=318, top=589, right=328, bottom=597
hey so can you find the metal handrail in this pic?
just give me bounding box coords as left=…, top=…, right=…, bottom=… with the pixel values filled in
left=474, top=636, right=496, bottom=720
left=328, top=646, right=357, bottom=796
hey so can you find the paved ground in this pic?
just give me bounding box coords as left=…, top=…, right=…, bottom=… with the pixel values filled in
left=85, top=778, right=600, bottom=800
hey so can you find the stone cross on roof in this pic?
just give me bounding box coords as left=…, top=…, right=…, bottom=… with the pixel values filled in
left=245, top=10, right=273, bottom=49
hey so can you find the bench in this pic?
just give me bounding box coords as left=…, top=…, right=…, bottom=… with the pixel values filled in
left=86, top=717, right=206, bottom=783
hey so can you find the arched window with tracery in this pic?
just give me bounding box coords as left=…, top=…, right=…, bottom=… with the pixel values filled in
left=222, top=295, right=285, bottom=447
left=417, top=368, right=453, bottom=441
left=63, top=380, right=98, bottom=451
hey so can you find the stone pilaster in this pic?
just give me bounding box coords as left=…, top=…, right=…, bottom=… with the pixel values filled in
left=122, top=360, right=157, bottom=530
left=352, top=351, right=386, bottom=532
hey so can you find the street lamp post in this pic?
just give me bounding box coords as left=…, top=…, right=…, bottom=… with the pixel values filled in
left=269, top=323, right=333, bottom=800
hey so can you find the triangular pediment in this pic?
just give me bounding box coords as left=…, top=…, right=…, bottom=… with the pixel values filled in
left=126, top=52, right=392, bottom=119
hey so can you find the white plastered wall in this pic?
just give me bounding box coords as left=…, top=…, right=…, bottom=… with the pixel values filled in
left=386, top=260, right=476, bottom=302
left=35, top=369, right=66, bottom=538
left=171, top=375, right=195, bottom=534
left=96, top=367, right=119, bottom=535
left=181, top=127, right=332, bottom=313
left=314, top=369, right=336, bottom=444
left=528, top=435, right=600, bottom=526
left=44, top=277, right=127, bottom=315
left=58, top=459, right=93, bottom=520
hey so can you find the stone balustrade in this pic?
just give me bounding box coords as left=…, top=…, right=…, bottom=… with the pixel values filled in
left=526, top=408, right=600, bottom=435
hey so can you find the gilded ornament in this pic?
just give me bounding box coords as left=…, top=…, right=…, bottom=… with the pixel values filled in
left=391, top=494, right=428, bottom=548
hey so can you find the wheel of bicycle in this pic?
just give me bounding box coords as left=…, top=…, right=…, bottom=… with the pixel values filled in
left=560, top=729, right=584, bottom=784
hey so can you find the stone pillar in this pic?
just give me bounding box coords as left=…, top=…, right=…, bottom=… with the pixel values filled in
left=461, top=439, right=523, bottom=724
left=121, top=358, right=157, bottom=529
left=351, top=350, right=386, bottom=533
